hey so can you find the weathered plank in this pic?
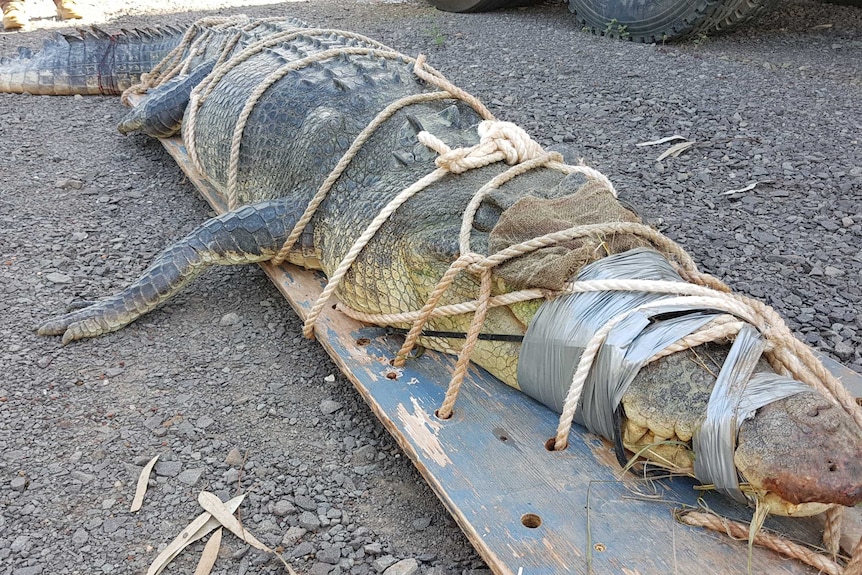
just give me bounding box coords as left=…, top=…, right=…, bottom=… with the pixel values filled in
left=156, top=135, right=861, bottom=575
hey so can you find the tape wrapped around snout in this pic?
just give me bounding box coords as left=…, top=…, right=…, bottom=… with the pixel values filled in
left=518, top=248, right=809, bottom=502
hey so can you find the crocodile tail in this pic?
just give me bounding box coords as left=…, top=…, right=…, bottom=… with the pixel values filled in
left=0, top=25, right=186, bottom=96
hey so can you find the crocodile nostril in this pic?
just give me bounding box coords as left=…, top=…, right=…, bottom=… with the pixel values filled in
left=807, top=403, right=832, bottom=418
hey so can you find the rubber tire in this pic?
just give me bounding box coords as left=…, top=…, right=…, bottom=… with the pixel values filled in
left=569, top=0, right=780, bottom=43
left=428, top=0, right=537, bottom=13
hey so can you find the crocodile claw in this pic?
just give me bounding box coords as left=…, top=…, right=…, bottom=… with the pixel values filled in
left=37, top=303, right=120, bottom=344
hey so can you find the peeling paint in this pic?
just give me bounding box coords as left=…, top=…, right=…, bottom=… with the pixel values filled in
left=396, top=397, right=452, bottom=467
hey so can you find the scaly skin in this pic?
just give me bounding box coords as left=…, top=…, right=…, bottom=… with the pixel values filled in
left=17, top=18, right=862, bottom=517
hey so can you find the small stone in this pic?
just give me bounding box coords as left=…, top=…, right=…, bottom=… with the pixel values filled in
left=105, top=366, right=124, bottom=377
left=55, top=178, right=84, bottom=189
left=45, top=272, right=72, bottom=284
left=219, top=312, right=240, bottom=326
left=834, top=341, right=854, bottom=360
left=196, top=415, right=215, bottom=429
left=294, top=494, right=317, bottom=511
left=11, top=535, right=31, bottom=553
left=101, top=498, right=115, bottom=509
left=273, top=500, right=297, bottom=516
left=320, top=399, right=342, bottom=415
left=292, top=541, right=315, bottom=558
left=372, top=555, right=397, bottom=573
left=257, top=519, right=279, bottom=533
left=223, top=468, right=240, bottom=484
left=154, top=460, right=182, bottom=477
left=416, top=552, right=437, bottom=563
left=363, top=542, right=383, bottom=555
left=383, top=558, right=419, bottom=575
left=281, top=526, right=306, bottom=547
left=71, top=470, right=95, bottom=484
left=70, top=231, right=89, bottom=241
left=298, top=510, right=321, bottom=531
left=11, top=476, right=27, bottom=491
left=323, top=374, right=336, bottom=383
left=411, top=517, right=431, bottom=531
left=177, top=468, right=204, bottom=485
left=316, top=546, right=342, bottom=565
left=225, top=448, right=244, bottom=466
left=308, top=564, right=333, bottom=575
left=72, top=527, right=89, bottom=546
left=352, top=445, right=377, bottom=464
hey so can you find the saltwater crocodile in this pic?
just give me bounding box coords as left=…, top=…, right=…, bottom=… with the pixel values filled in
left=2, top=17, right=861, bottom=530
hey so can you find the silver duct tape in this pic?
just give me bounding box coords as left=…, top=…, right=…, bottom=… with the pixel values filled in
left=692, top=326, right=811, bottom=503
left=518, top=247, right=812, bottom=503
left=692, top=325, right=766, bottom=503
left=518, top=248, right=689, bottom=414
left=737, top=373, right=810, bottom=424
left=581, top=307, right=717, bottom=441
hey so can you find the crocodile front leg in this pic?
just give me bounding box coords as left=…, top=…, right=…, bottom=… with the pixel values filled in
left=38, top=198, right=312, bottom=344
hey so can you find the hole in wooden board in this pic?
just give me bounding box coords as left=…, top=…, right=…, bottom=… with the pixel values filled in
left=521, top=513, right=542, bottom=528
left=545, top=437, right=567, bottom=451
left=434, top=408, right=453, bottom=421
left=594, top=543, right=606, bottom=552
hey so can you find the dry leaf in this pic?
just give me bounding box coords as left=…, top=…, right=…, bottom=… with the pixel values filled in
left=721, top=181, right=771, bottom=196
left=636, top=135, right=687, bottom=147
left=145, top=494, right=246, bottom=575
left=656, top=141, right=697, bottom=161
left=197, top=491, right=269, bottom=550
left=193, top=528, right=222, bottom=575
left=196, top=491, right=298, bottom=575
left=130, top=454, right=160, bottom=512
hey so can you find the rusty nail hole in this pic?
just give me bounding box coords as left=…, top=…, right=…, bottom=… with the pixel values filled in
left=385, top=371, right=398, bottom=380
left=544, top=437, right=567, bottom=451
left=594, top=543, right=606, bottom=552
left=498, top=434, right=508, bottom=442
left=331, top=304, right=337, bottom=310
left=521, top=513, right=542, bottom=529
left=355, top=338, right=370, bottom=346
left=434, top=409, right=453, bottom=421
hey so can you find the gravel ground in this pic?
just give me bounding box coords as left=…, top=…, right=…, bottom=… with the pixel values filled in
left=1, top=1, right=861, bottom=574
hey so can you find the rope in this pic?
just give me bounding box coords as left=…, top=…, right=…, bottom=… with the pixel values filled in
left=825, top=505, right=843, bottom=559
left=676, top=510, right=844, bottom=575
left=269, top=91, right=455, bottom=266
left=436, top=269, right=493, bottom=419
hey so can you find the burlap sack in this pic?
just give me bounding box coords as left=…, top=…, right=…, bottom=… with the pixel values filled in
left=488, top=181, right=651, bottom=290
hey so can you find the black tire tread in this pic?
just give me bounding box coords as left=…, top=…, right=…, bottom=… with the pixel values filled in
left=569, top=0, right=781, bottom=43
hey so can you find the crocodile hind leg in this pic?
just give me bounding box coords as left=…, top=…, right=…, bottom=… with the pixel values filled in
left=38, top=198, right=314, bottom=344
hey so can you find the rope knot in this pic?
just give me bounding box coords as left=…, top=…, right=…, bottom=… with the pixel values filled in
left=477, top=120, right=545, bottom=165
left=417, top=120, right=546, bottom=175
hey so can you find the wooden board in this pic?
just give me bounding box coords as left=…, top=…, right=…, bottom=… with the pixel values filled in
left=157, top=135, right=862, bottom=575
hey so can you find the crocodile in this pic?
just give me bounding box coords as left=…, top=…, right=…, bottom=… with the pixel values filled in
left=3, top=17, right=861, bottom=525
